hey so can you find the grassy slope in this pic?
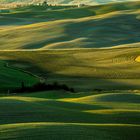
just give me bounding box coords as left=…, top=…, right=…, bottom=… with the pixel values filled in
left=135, top=56, right=140, bottom=62
left=0, top=60, right=38, bottom=92
left=0, top=47, right=140, bottom=91
left=0, top=1, right=140, bottom=49
left=0, top=91, right=140, bottom=139
left=0, top=2, right=139, bottom=92
left=0, top=123, right=139, bottom=140
left=0, top=0, right=139, bottom=5
left=0, top=2, right=140, bottom=139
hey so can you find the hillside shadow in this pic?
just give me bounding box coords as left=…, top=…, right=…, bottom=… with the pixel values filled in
left=5, top=59, right=140, bottom=92
left=0, top=97, right=140, bottom=125
left=63, top=13, right=140, bottom=48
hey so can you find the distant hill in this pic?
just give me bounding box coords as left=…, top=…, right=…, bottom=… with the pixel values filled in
left=0, top=0, right=140, bottom=50
left=0, top=0, right=139, bottom=5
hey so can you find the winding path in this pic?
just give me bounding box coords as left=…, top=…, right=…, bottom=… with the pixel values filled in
left=5, top=62, right=46, bottom=83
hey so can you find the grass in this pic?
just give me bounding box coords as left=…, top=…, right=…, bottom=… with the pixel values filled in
left=0, top=123, right=140, bottom=140
left=0, top=47, right=140, bottom=91
left=0, top=1, right=140, bottom=49
left=0, top=1, right=140, bottom=139
left=0, top=60, right=38, bottom=92
left=67, top=92, right=140, bottom=103
left=135, top=56, right=140, bottom=62
left=0, top=91, right=139, bottom=139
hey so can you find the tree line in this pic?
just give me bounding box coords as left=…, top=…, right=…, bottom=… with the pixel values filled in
left=11, top=81, right=75, bottom=93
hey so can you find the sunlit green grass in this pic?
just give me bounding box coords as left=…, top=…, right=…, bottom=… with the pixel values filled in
left=0, top=91, right=140, bottom=125
left=135, top=56, right=140, bottom=62
left=0, top=47, right=140, bottom=91
left=0, top=122, right=140, bottom=140
left=0, top=1, right=140, bottom=49
left=0, top=91, right=140, bottom=139
left=0, top=2, right=140, bottom=91
left=0, top=60, right=38, bottom=92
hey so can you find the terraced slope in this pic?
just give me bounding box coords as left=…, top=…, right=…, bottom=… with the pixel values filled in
left=0, top=91, right=140, bottom=139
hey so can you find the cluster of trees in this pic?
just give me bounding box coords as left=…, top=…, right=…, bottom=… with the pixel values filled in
left=39, top=0, right=48, bottom=6
left=12, top=81, right=75, bottom=93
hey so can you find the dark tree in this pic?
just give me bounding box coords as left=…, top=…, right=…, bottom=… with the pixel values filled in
left=42, top=0, right=48, bottom=6
left=21, top=81, right=25, bottom=90
left=12, top=80, right=75, bottom=93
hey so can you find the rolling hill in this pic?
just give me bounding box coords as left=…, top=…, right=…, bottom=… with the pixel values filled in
left=0, top=1, right=140, bottom=50
left=0, top=91, right=140, bottom=139
left=0, top=60, right=38, bottom=92
left=0, top=1, right=140, bottom=139
left=0, top=47, right=140, bottom=91
left=0, top=1, right=140, bottom=91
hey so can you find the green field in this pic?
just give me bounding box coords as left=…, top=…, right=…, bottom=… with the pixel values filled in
left=0, top=60, right=38, bottom=92
left=0, top=1, right=140, bottom=139
left=0, top=1, right=140, bottom=49
left=0, top=91, right=140, bottom=139
left=0, top=47, right=140, bottom=91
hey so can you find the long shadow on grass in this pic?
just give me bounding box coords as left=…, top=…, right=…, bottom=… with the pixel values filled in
left=0, top=98, right=140, bottom=125
left=64, top=13, right=140, bottom=48
left=3, top=58, right=140, bottom=92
